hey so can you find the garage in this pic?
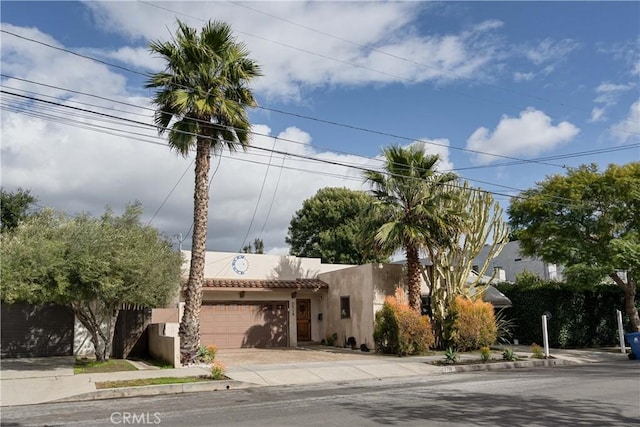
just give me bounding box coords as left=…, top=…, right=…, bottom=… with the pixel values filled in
left=200, top=302, right=289, bottom=349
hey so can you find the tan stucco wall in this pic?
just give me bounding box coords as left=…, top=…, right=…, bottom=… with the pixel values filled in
left=319, top=263, right=413, bottom=350
left=319, top=264, right=374, bottom=348
left=148, top=323, right=180, bottom=368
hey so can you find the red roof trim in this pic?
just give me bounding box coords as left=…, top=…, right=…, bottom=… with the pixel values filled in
left=200, top=278, right=329, bottom=290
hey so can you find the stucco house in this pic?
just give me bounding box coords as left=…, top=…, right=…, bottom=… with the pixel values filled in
left=472, top=240, right=563, bottom=283
left=161, top=251, right=511, bottom=353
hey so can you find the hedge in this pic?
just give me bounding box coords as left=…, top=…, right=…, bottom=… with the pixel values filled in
left=494, top=282, right=639, bottom=348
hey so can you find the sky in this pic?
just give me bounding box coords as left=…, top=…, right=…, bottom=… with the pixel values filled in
left=1, top=1, right=639, bottom=256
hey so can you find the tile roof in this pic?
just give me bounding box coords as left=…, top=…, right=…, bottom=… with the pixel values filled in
left=201, top=278, right=329, bottom=290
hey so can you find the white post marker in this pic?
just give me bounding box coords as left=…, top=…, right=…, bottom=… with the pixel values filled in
left=542, top=314, right=550, bottom=358
left=617, top=309, right=626, bottom=354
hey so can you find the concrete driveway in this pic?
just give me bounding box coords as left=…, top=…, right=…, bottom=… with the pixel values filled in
left=0, top=356, right=75, bottom=379
left=217, top=346, right=378, bottom=368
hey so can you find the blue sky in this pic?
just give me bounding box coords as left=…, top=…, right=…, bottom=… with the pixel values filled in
left=1, top=1, right=639, bottom=255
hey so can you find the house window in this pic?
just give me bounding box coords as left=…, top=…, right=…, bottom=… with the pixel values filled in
left=340, top=296, right=351, bottom=319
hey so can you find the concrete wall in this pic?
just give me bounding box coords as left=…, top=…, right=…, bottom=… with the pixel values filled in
left=148, top=323, right=180, bottom=368
left=73, top=318, right=94, bottom=357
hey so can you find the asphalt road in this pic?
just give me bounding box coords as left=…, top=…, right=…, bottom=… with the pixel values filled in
left=2, top=362, right=638, bottom=426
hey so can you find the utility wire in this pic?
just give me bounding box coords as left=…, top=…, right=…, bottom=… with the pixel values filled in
left=3, top=90, right=632, bottom=209
left=6, top=72, right=635, bottom=176
left=2, top=30, right=638, bottom=170
left=238, top=137, right=278, bottom=252
left=226, top=0, right=639, bottom=125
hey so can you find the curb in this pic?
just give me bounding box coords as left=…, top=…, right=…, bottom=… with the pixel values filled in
left=438, top=358, right=577, bottom=374
left=53, top=380, right=257, bottom=403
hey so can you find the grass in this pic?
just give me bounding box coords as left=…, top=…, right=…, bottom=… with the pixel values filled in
left=132, top=358, right=174, bottom=369
left=74, top=358, right=139, bottom=374
left=95, top=376, right=217, bottom=389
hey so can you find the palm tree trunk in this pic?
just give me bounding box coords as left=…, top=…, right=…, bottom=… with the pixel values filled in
left=406, top=244, right=422, bottom=313
left=179, top=137, right=211, bottom=363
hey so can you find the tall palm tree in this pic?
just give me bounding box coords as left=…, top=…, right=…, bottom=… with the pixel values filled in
left=146, top=20, right=261, bottom=362
left=364, top=144, right=461, bottom=313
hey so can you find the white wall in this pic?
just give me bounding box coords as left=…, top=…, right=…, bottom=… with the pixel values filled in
left=182, top=251, right=334, bottom=280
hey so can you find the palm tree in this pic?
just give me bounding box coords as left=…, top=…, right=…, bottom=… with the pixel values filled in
left=364, top=144, right=461, bottom=313
left=146, top=20, right=261, bottom=362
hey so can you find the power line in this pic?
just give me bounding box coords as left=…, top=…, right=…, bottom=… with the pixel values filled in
left=226, top=0, right=638, bottom=126
left=140, top=0, right=640, bottom=130
left=2, top=29, right=638, bottom=171
left=3, top=89, right=628, bottom=209
left=7, top=72, right=635, bottom=176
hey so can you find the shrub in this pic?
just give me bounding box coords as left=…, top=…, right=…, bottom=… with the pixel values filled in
left=480, top=346, right=491, bottom=363
left=449, top=295, right=498, bottom=351
left=495, top=309, right=517, bottom=345
left=443, top=347, right=458, bottom=364
left=531, top=343, right=545, bottom=359
left=374, top=289, right=434, bottom=356
left=325, top=333, right=338, bottom=346
left=502, top=348, right=518, bottom=361
left=196, top=345, right=217, bottom=363
left=210, top=361, right=226, bottom=380
left=495, top=281, right=640, bottom=348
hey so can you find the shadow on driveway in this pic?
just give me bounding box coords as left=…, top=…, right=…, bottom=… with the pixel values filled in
left=0, top=356, right=74, bottom=379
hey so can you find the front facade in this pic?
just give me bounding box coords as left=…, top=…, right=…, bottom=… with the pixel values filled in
left=173, top=251, right=511, bottom=352
left=178, top=251, right=352, bottom=349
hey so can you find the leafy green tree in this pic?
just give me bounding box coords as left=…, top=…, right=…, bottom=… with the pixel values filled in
left=286, top=187, right=388, bottom=264
left=0, top=187, right=37, bottom=233
left=242, top=238, right=264, bottom=254
left=146, top=20, right=262, bottom=361
left=364, top=145, right=462, bottom=313
left=509, top=162, right=640, bottom=331
left=0, top=204, right=183, bottom=360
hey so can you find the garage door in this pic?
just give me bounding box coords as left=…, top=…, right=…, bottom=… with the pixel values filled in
left=201, top=302, right=288, bottom=349
left=1, top=303, right=74, bottom=358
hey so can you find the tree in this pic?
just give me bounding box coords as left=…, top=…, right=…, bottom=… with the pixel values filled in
left=0, top=204, right=183, bottom=360
left=430, top=181, right=510, bottom=334
left=242, top=238, right=264, bottom=254
left=364, top=145, right=462, bottom=313
left=146, top=20, right=262, bottom=361
left=509, top=163, right=640, bottom=331
left=286, top=187, right=389, bottom=264
left=0, top=187, right=37, bottom=233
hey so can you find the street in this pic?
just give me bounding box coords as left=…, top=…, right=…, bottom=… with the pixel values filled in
left=1, top=362, right=638, bottom=426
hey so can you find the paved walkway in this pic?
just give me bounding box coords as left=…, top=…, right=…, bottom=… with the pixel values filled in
left=0, top=346, right=631, bottom=407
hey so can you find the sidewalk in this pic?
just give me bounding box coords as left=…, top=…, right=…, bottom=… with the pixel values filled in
left=0, top=346, right=630, bottom=407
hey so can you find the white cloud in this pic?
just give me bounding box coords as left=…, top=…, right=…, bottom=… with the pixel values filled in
left=82, top=2, right=506, bottom=101
left=610, top=100, right=640, bottom=144
left=83, top=46, right=165, bottom=72
left=589, top=81, right=636, bottom=122
left=513, top=71, right=534, bottom=82
left=524, top=38, right=580, bottom=65
left=590, top=107, right=605, bottom=122
left=597, top=39, right=640, bottom=76
left=466, top=108, right=580, bottom=165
